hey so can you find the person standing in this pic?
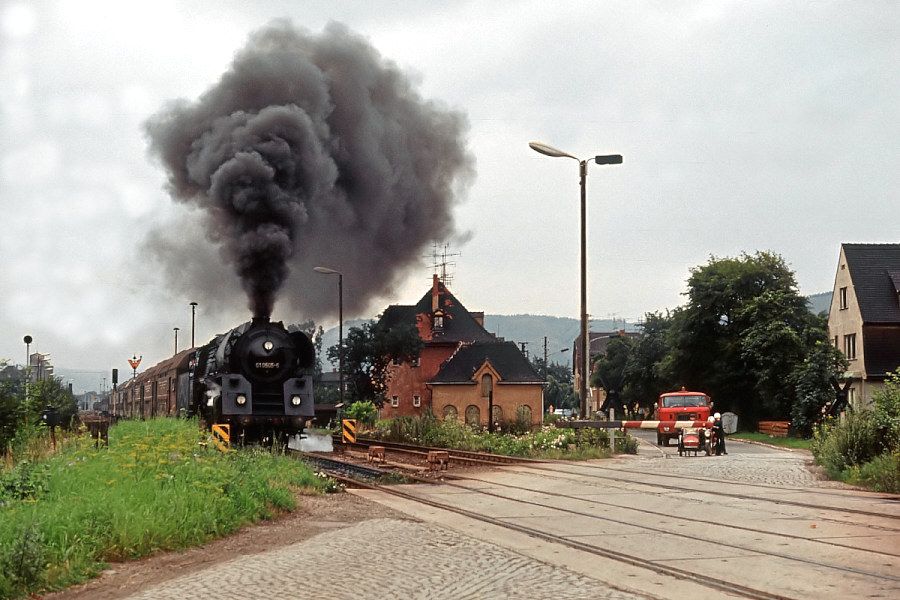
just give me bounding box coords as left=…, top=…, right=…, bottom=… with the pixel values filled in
left=713, top=412, right=727, bottom=455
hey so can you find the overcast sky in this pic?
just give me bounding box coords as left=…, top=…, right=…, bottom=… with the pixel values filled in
left=2, top=1, right=897, bottom=393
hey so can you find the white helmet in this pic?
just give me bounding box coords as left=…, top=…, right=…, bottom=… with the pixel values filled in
left=714, top=412, right=721, bottom=419
left=707, top=416, right=715, bottom=424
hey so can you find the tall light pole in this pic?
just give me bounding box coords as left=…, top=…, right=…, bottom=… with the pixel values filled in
left=529, top=141, right=622, bottom=418
left=190, top=302, right=198, bottom=348
left=23, top=335, right=32, bottom=398
left=314, top=266, right=344, bottom=410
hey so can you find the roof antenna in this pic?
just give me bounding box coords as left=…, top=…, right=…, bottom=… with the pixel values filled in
left=428, top=242, right=460, bottom=287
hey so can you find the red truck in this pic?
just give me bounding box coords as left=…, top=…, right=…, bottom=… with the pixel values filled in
left=654, top=388, right=712, bottom=446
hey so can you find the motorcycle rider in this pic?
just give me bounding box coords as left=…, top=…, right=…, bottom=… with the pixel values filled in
left=713, top=412, right=727, bottom=455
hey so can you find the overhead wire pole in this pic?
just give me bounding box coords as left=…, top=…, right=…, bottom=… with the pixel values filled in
left=529, top=141, right=622, bottom=418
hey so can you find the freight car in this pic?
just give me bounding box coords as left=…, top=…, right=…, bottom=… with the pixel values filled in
left=114, top=317, right=315, bottom=445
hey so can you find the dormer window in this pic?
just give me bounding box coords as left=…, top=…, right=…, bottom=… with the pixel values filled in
left=433, top=309, right=445, bottom=331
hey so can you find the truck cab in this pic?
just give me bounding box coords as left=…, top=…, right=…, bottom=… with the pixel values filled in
left=655, top=388, right=711, bottom=446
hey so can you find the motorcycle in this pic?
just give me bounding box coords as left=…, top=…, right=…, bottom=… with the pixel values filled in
left=677, top=427, right=703, bottom=456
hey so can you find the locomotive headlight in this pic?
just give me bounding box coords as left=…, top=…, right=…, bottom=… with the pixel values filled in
left=264, top=341, right=274, bottom=352
left=236, top=394, right=247, bottom=406
left=291, top=395, right=302, bottom=406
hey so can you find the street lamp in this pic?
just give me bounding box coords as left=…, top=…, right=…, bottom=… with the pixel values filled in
left=314, top=266, right=344, bottom=410
left=529, top=141, right=622, bottom=418
left=23, top=335, right=32, bottom=398
left=190, top=302, right=198, bottom=348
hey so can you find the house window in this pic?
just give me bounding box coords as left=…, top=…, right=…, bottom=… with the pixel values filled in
left=839, top=287, right=848, bottom=310
left=465, top=405, right=480, bottom=427
left=843, top=333, right=856, bottom=360
left=391, top=395, right=399, bottom=407
left=491, top=405, right=502, bottom=425
left=443, top=405, right=458, bottom=421
left=413, top=395, right=421, bottom=407
left=517, top=405, right=532, bottom=425
left=481, top=374, right=493, bottom=397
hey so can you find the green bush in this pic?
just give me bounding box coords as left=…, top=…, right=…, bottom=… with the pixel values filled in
left=853, top=451, right=900, bottom=492
left=0, top=460, right=49, bottom=503
left=344, top=401, right=377, bottom=425
left=811, top=410, right=882, bottom=477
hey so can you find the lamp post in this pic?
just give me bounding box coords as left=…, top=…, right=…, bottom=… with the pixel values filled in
left=23, top=335, right=32, bottom=398
left=314, top=266, right=344, bottom=410
left=190, top=302, right=198, bottom=348
left=529, top=141, right=622, bottom=418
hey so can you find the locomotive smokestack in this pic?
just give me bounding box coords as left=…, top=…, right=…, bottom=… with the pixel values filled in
left=144, top=21, right=474, bottom=320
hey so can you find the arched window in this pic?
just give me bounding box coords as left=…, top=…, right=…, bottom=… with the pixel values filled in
left=442, top=405, right=458, bottom=421
left=491, top=405, right=502, bottom=425
left=465, top=405, right=480, bottom=427
left=517, top=405, right=532, bottom=426
left=481, top=374, right=492, bottom=397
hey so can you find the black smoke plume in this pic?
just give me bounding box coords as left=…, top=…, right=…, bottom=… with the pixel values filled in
left=144, top=21, right=474, bottom=320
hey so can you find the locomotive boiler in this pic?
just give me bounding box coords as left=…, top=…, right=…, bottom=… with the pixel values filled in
left=114, top=317, right=316, bottom=445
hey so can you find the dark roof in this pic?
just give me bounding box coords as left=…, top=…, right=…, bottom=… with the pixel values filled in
left=863, top=325, right=900, bottom=378
left=843, top=243, right=900, bottom=323
left=429, top=341, right=543, bottom=384
left=380, top=278, right=496, bottom=344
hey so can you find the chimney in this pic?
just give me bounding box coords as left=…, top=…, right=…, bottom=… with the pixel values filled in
left=432, top=274, right=440, bottom=312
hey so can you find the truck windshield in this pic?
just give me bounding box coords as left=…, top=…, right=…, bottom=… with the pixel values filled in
left=661, top=395, right=707, bottom=408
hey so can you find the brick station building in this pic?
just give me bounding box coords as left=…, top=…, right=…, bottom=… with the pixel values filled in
left=378, top=275, right=544, bottom=429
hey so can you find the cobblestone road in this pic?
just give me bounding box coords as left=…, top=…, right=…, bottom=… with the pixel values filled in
left=120, top=518, right=647, bottom=600
left=115, top=440, right=857, bottom=600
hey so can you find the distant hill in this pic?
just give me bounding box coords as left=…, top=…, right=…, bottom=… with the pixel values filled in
left=807, top=291, right=832, bottom=316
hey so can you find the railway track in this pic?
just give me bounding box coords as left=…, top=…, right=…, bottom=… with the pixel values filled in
left=517, top=460, right=900, bottom=522
left=335, top=435, right=541, bottom=467
left=331, top=450, right=898, bottom=600
left=350, top=476, right=795, bottom=600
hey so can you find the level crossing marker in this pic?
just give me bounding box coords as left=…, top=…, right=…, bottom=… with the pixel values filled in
left=342, top=419, right=357, bottom=444
left=211, top=424, right=230, bottom=451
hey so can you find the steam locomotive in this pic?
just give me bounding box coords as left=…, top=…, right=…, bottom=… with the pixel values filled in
left=113, top=317, right=316, bottom=444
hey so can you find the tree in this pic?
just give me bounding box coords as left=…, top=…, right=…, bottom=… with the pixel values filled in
left=26, top=377, right=78, bottom=430
left=740, top=289, right=828, bottom=419
left=789, top=340, right=848, bottom=437
left=590, top=335, right=634, bottom=415
left=530, top=356, right=577, bottom=412
left=544, top=376, right=578, bottom=412
left=326, top=319, right=423, bottom=406
left=622, top=312, right=673, bottom=412
left=662, top=251, right=832, bottom=425
left=1, top=365, right=25, bottom=451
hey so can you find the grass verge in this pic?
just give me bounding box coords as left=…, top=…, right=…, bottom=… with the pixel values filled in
left=0, top=418, right=333, bottom=600
left=729, top=432, right=811, bottom=450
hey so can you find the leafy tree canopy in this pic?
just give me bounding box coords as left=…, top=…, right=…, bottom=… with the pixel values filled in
left=326, top=318, right=423, bottom=406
